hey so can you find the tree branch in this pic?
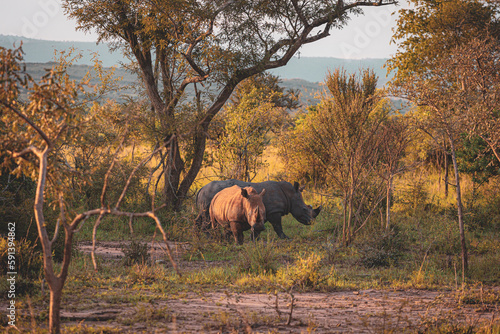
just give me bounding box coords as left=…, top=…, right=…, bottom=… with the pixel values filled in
left=100, top=133, right=127, bottom=207
left=1, top=101, right=53, bottom=147
left=114, top=142, right=166, bottom=209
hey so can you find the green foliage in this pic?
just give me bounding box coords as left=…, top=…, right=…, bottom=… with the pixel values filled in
left=63, top=0, right=398, bottom=209
left=387, top=0, right=498, bottom=80
left=211, top=73, right=293, bottom=181
left=280, top=68, right=392, bottom=244
left=457, top=134, right=500, bottom=184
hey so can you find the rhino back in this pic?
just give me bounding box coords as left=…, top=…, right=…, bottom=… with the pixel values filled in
left=199, top=180, right=296, bottom=219
left=232, top=180, right=292, bottom=216
left=197, top=180, right=239, bottom=212
left=210, top=185, right=249, bottom=226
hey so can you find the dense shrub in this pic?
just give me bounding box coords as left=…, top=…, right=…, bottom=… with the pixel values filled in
left=356, top=226, right=407, bottom=268
left=279, top=253, right=324, bottom=289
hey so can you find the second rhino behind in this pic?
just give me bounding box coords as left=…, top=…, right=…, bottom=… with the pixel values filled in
left=197, top=180, right=321, bottom=239
left=209, top=185, right=266, bottom=245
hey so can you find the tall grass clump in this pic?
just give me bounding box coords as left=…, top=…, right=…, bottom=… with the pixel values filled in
left=0, top=237, right=43, bottom=297
left=236, top=239, right=280, bottom=275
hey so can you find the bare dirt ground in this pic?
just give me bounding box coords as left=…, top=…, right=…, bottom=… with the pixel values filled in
left=59, top=241, right=499, bottom=333
left=6, top=242, right=497, bottom=333
left=59, top=289, right=498, bottom=333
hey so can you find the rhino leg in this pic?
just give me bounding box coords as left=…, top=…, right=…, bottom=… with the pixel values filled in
left=267, top=213, right=290, bottom=240
left=251, top=229, right=262, bottom=242
left=230, top=222, right=244, bottom=245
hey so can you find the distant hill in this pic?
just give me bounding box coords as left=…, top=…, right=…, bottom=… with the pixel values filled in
left=2, top=35, right=392, bottom=86
left=269, top=57, right=392, bottom=86
left=23, top=61, right=322, bottom=106
left=0, top=35, right=125, bottom=67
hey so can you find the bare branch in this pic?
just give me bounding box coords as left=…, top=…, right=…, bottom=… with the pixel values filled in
left=12, top=146, right=40, bottom=159
left=1, top=101, right=53, bottom=147
left=114, top=143, right=166, bottom=209
left=100, top=133, right=127, bottom=207
left=291, top=0, right=309, bottom=27
left=91, top=212, right=105, bottom=271
left=128, top=215, right=134, bottom=234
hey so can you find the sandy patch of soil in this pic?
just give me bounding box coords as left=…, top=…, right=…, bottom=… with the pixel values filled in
left=77, top=240, right=189, bottom=262
left=58, top=289, right=497, bottom=333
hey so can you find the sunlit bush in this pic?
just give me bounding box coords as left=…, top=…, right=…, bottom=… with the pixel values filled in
left=237, top=240, right=280, bottom=275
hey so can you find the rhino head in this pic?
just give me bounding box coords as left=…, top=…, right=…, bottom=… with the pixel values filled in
left=242, top=187, right=266, bottom=232
left=290, top=182, right=322, bottom=225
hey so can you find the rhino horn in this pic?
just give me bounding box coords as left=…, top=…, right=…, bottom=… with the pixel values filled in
left=294, top=181, right=300, bottom=192
left=259, top=188, right=266, bottom=197
left=313, top=205, right=322, bottom=218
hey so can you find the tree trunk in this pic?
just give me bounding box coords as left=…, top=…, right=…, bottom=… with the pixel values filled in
left=48, top=281, right=63, bottom=333
left=346, top=187, right=354, bottom=246
left=444, top=150, right=449, bottom=197
left=342, top=191, right=348, bottom=246
left=163, top=137, right=184, bottom=210
left=386, top=174, right=393, bottom=229
left=448, top=134, right=468, bottom=275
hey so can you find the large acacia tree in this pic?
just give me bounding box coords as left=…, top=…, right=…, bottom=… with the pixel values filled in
left=63, top=0, right=397, bottom=209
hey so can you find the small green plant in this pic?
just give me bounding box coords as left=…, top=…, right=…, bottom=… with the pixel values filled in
left=121, top=240, right=150, bottom=266
left=236, top=239, right=280, bottom=275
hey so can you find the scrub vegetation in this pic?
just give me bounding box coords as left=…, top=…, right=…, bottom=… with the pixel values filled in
left=1, top=0, right=500, bottom=332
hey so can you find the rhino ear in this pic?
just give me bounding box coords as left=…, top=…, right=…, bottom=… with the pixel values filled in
left=241, top=188, right=249, bottom=198
left=259, top=189, right=266, bottom=197
left=294, top=182, right=299, bottom=192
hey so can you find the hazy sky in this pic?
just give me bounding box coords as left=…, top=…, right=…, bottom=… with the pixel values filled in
left=0, top=0, right=406, bottom=59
